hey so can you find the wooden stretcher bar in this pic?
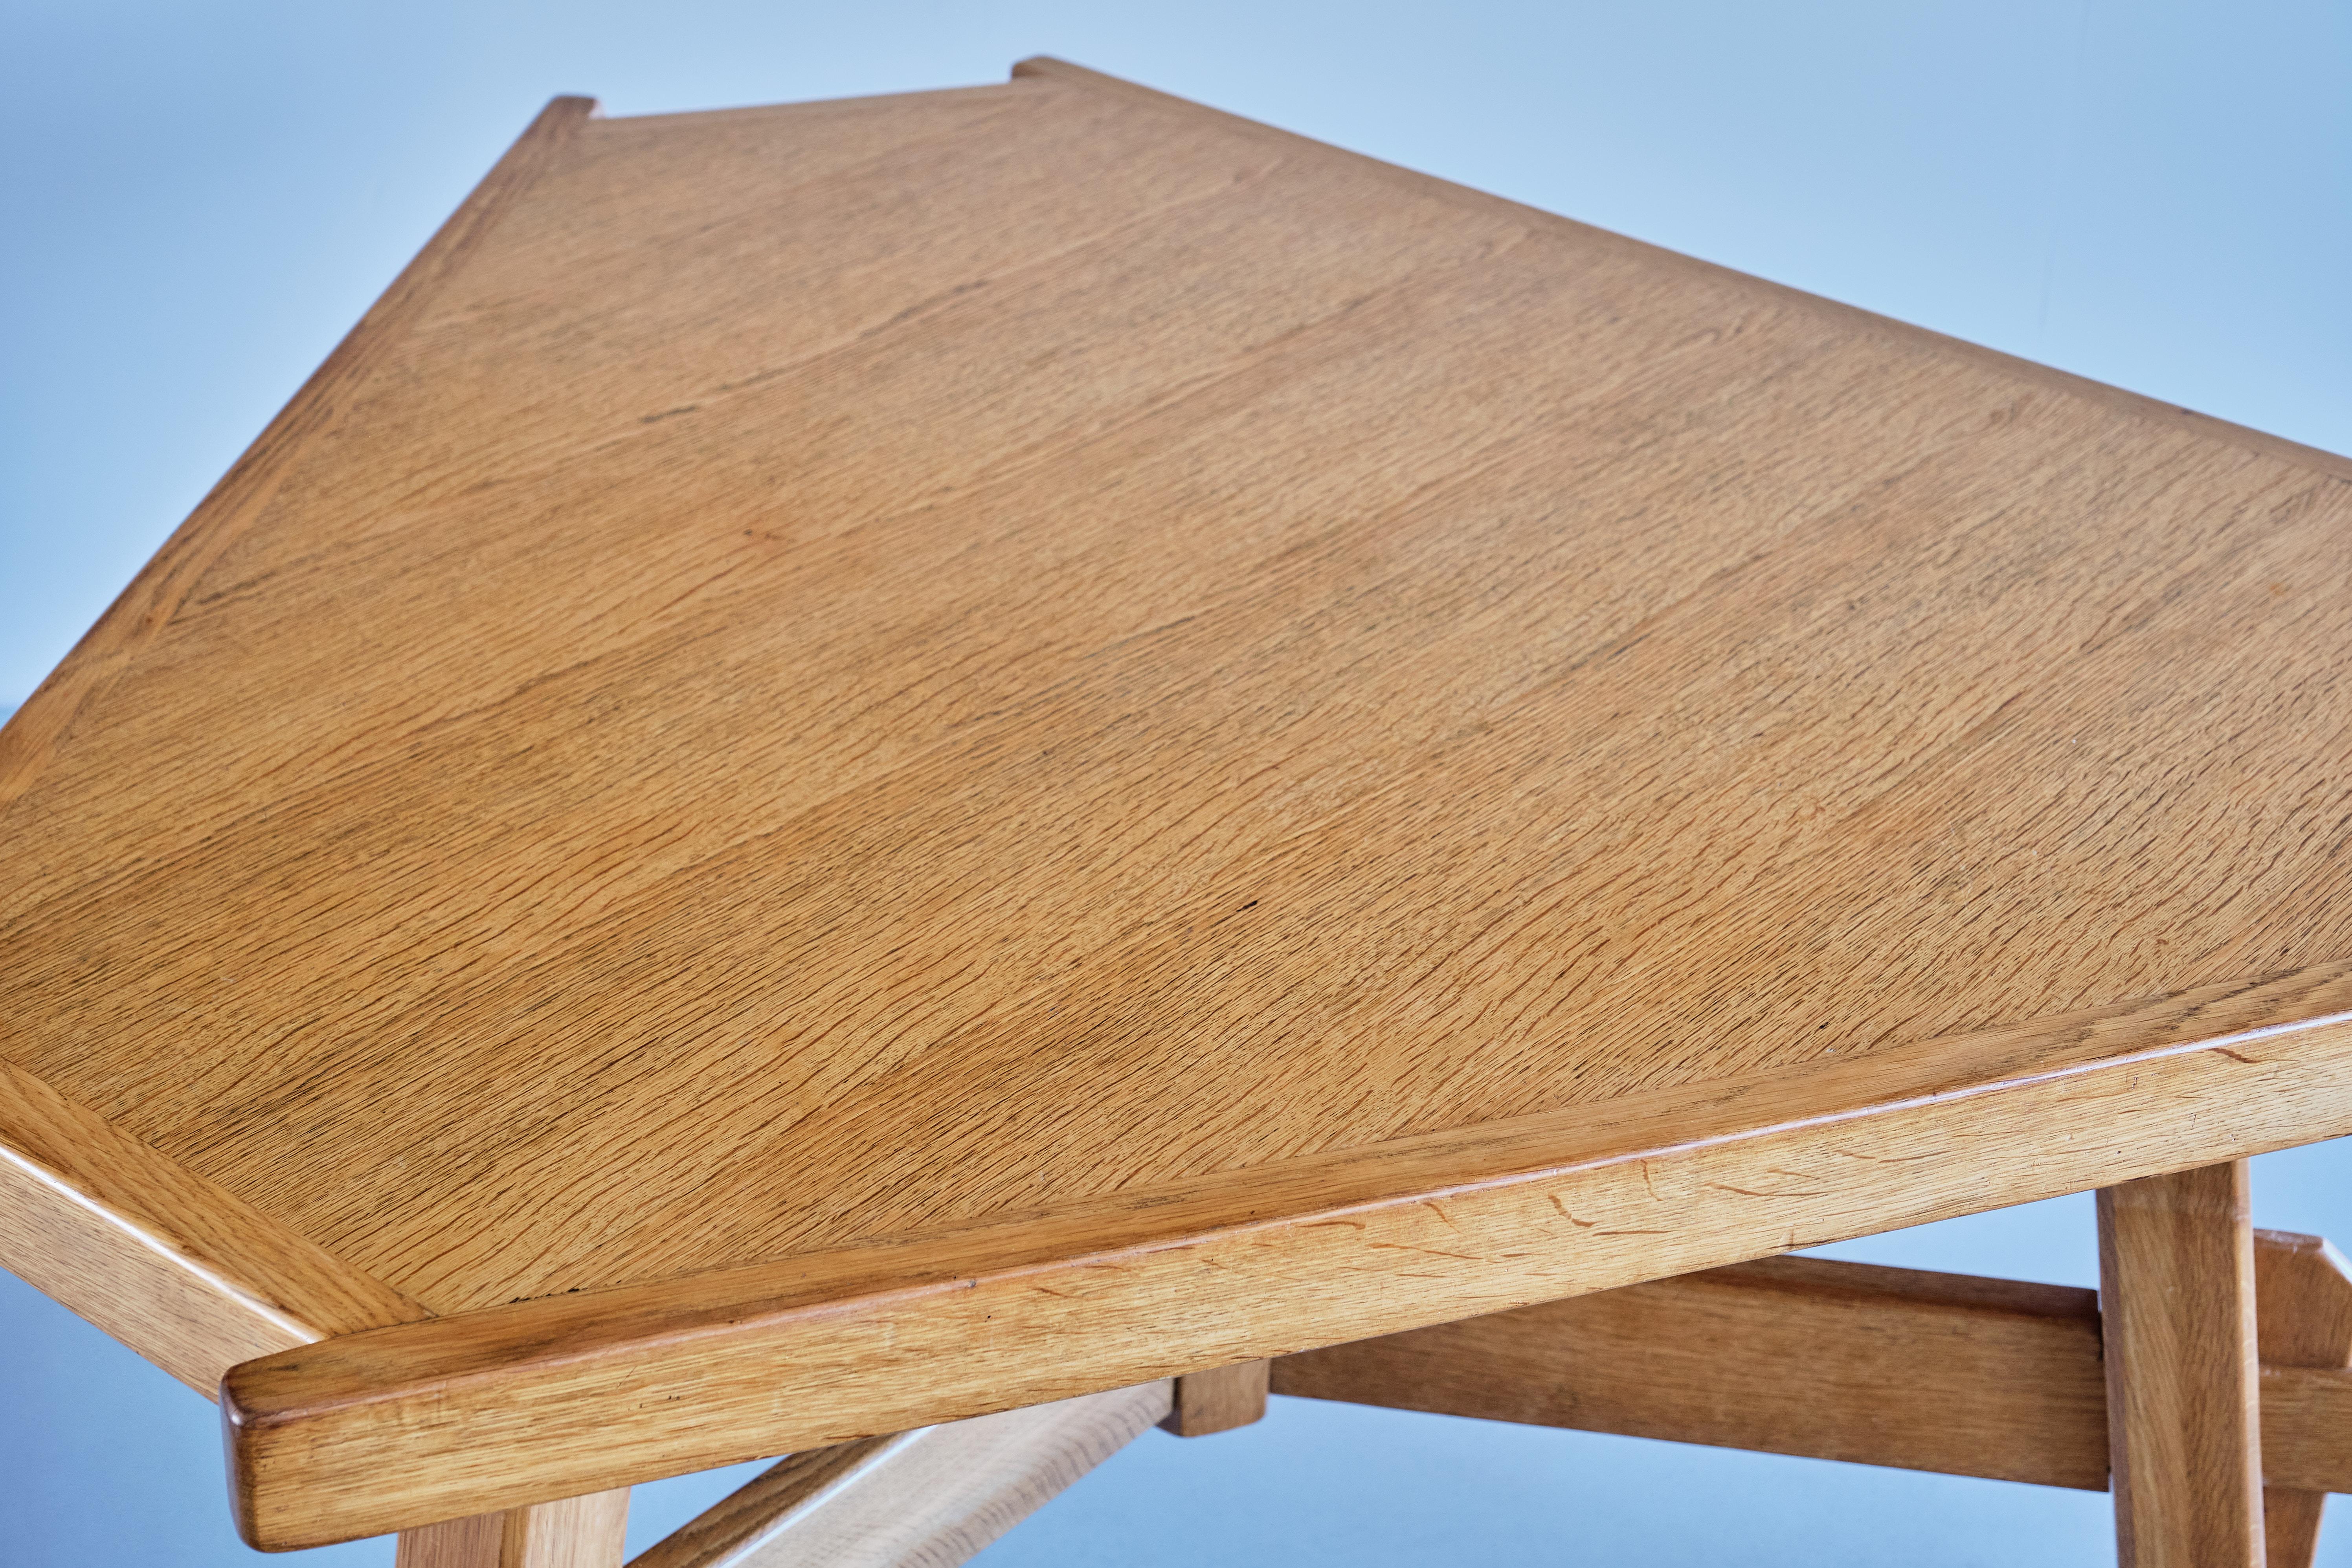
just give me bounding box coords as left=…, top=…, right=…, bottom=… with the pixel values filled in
left=1271, top=1228, right=2352, bottom=1502
left=401, top=1225, right=2352, bottom=1568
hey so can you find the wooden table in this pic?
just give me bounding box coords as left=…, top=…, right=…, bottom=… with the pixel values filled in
left=5, top=57, right=2351, bottom=1568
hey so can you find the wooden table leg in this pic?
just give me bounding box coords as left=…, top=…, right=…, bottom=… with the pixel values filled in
left=2098, top=1161, right=2265, bottom=1568
left=394, top=1487, right=630, bottom=1568
left=2255, top=1231, right=2352, bottom=1567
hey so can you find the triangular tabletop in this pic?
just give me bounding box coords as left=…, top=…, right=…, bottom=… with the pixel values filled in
left=4, top=59, right=2350, bottom=1549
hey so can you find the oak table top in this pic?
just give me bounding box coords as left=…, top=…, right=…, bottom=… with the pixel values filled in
left=5, top=58, right=2352, bottom=1550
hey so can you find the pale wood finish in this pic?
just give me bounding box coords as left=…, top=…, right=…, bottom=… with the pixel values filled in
left=0, top=91, right=593, bottom=823
left=1007, top=55, right=2352, bottom=490
left=1275, top=1242, right=2352, bottom=1498
left=510, top=1490, right=631, bottom=1568
left=2099, top=1163, right=2266, bottom=1568
left=225, top=968, right=2352, bottom=1545
left=2256, top=1231, right=2352, bottom=1566
left=397, top=1512, right=506, bottom=1568
left=0, top=1058, right=422, bottom=1393
left=627, top=1383, right=1170, bottom=1568
left=1274, top=1252, right=2111, bottom=1488
left=395, top=1490, right=629, bottom=1568
left=1162, top=1360, right=1270, bottom=1437
left=0, top=93, right=584, bottom=1400
left=2266, top=1366, right=2352, bottom=1495
left=625, top=1440, right=897, bottom=1568
left=0, top=58, right=2347, bottom=1547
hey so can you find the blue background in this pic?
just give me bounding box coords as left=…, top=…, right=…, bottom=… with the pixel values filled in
left=3, top=3, right=2348, bottom=1562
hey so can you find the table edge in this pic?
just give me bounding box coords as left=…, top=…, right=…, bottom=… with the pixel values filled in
left=0, top=1058, right=427, bottom=1392
left=1011, top=55, right=2352, bottom=486
left=0, top=94, right=596, bottom=824
left=222, top=960, right=2352, bottom=1546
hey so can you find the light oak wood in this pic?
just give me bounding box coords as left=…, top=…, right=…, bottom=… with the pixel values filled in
left=224, top=968, right=2352, bottom=1544
left=627, top=1383, right=1169, bottom=1568
left=0, top=91, right=594, bottom=823
left=1274, top=1252, right=2111, bottom=1488
left=2256, top=1231, right=2352, bottom=1566
left=2265, top=1366, right=2352, bottom=1495
left=511, top=1490, right=631, bottom=1568
left=395, top=1489, right=630, bottom=1568
left=397, top=1512, right=506, bottom=1568
left=1275, top=1240, right=2352, bottom=1498
left=0, top=1058, right=422, bottom=1393
left=1162, top=1360, right=1270, bottom=1436
left=0, top=92, right=584, bottom=1402
left=1, top=58, right=2348, bottom=1546
left=2100, top=1163, right=2266, bottom=1568
left=1006, top=55, right=2352, bottom=491
left=625, top=1440, right=897, bottom=1568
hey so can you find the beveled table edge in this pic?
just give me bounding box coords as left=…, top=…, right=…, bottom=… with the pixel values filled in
left=221, top=961, right=2352, bottom=1546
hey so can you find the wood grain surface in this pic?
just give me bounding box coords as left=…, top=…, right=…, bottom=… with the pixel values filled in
left=1162, top=1360, right=1270, bottom=1437
left=626, top=1383, right=1170, bottom=1568
left=1009, top=56, right=2352, bottom=491
left=223, top=970, right=2352, bottom=1546
left=403, top=1246, right=2352, bottom=1568
left=2256, top=1232, right=2352, bottom=1565
left=1274, top=1252, right=2112, bottom=1488
left=2266, top=1366, right=2352, bottom=1495
left=394, top=1489, right=629, bottom=1568
left=4, top=58, right=2352, bottom=1546
left=2100, top=1164, right=2266, bottom=1568
left=508, top=1490, right=631, bottom=1568
left=0, top=93, right=593, bottom=823
left=396, top=1512, right=507, bottom=1568
left=0, top=1057, right=422, bottom=1392
left=626, top=1440, right=900, bottom=1568
left=1275, top=1240, right=2352, bottom=1500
